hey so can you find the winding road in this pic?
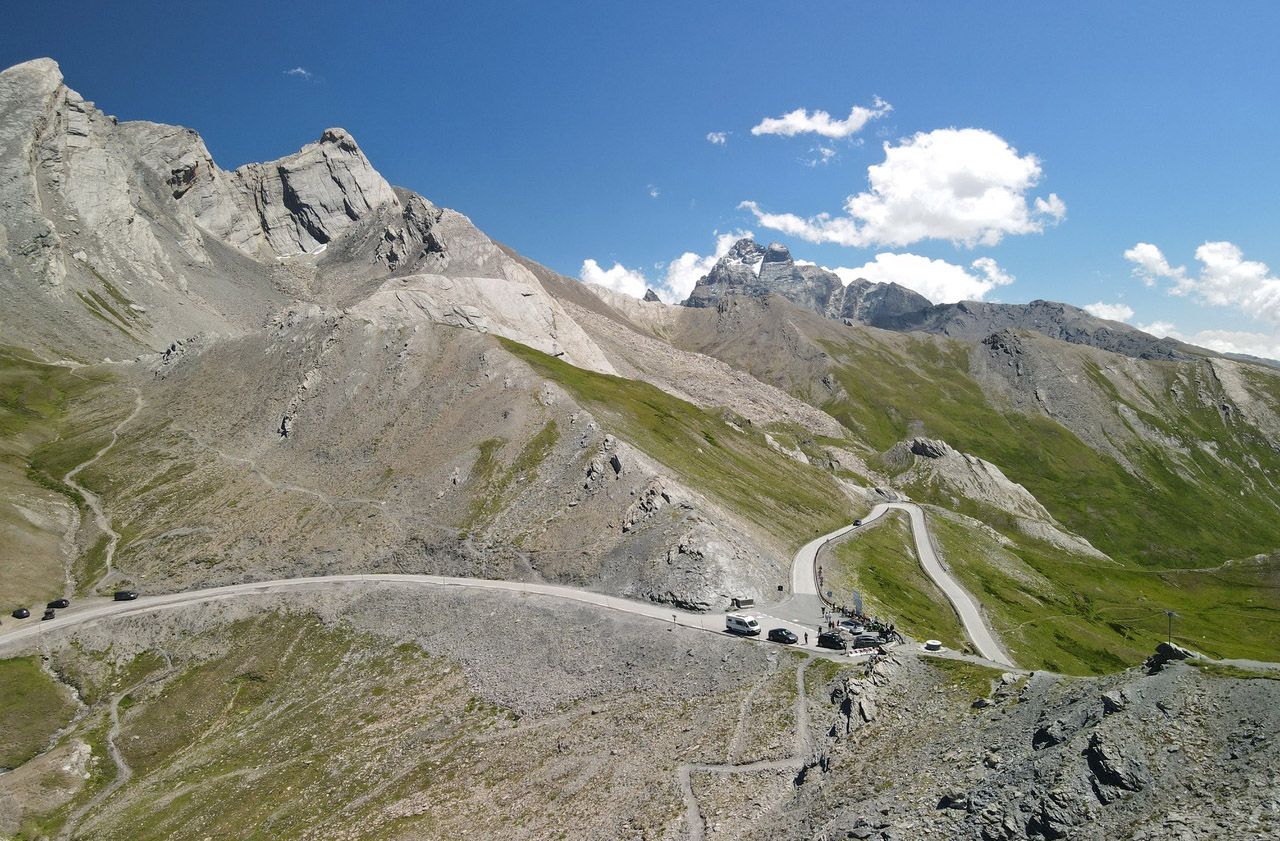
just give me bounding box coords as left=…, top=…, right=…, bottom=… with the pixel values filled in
left=1, top=502, right=1013, bottom=670
left=839, top=499, right=1018, bottom=670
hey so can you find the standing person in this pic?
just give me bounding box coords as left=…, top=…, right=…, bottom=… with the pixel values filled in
left=804, top=632, right=809, bottom=646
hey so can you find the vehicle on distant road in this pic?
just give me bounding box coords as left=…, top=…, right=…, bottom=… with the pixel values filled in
left=767, top=627, right=798, bottom=644
left=113, top=590, right=139, bottom=601
left=817, top=629, right=846, bottom=650
left=726, top=614, right=761, bottom=636
left=851, top=634, right=884, bottom=650
left=11, top=608, right=30, bottom=619
left=47, top=598, right=70, bottom=609
left=42, top=609, right=56, bottom=621
left=854, top=519, right=862, bottom=526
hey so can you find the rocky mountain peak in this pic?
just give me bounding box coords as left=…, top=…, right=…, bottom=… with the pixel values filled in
left=318, top=126, right=361, bottom=152
left=2, top=56, right=64, bottom=89
left=229, top=127, right=399, bottom=257
left=683, top=236, right=932, bottom=326
left=758, top=241, right=795, bottom=284
left=723, top=237, right=766, bottom=267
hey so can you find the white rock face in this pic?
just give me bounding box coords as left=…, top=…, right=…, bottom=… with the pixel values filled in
left=350, top=266, right=617, bottom=375
left=898, top=437, right=1109, bottom=559
left=229, top=128, right=399, bottom=257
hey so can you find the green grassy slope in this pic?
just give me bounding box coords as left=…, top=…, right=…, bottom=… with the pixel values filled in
left=820, top=336, right=1280, bottom=568
left=0, top=347, right=114, bottom=606
left=825, top=512, right=966, bottom=649
left=928, top=511, right=1280, bottom=673
left=0, top=656, right=77, bottom=770
left=12, top=615, right=745, bottom=840
left=502, top=339, right=856, bottom=548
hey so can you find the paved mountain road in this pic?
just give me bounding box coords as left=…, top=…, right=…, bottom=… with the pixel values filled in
left=1, top=504, right=1013, bottom=669
left=775, top=500, right=1014, bottom=667
left=873, top=502, right=1013, bottom=665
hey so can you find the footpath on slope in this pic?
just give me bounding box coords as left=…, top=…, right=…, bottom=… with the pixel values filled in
left=61, top=386, right=143, bottom=594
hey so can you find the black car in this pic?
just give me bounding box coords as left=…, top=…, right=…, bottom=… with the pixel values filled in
left=767, top=627, right=798, bottom=645
left=854, top=519, right=862, bottom=527
left=42, top=609, right=56, bottom=621
left=47, top=598, right=70, bottom=609
left=851, top=634, right=884, bottom=650
left=113, top=590, right=139, bottom=601
left=11, top=608, right=30, bottom=619
left=817, top=630, right=847, bottom=650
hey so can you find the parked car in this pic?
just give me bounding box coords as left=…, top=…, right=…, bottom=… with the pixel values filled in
left=767, top=627, right=798, bottom=645
left=42, top=609, right=56, bottom=621
left=817, top=630, right=846, bottom=650
left=47, top=598, right=70, bottom=609
left=838, top=619, right=864, bottom=635
left=851, top=634, right=884, bottom=650
left=11, top=608, right=30, bottom=619
left=725, top=614, right=761, bottom=636
left=113, top=590, right=139, bottom=601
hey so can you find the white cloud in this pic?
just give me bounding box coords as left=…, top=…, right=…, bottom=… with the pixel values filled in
left=830, top=252, right=1015, bottom=304
left=804, top=145, right=838, bottom=167
left=1123, top=242, right=1186, bottom=287
left=1186, top=329, right=1280, bottom=360
left=579, top=231, right=752, bottom=304
left=706, top=131, right=728, bottom=145
left=1083, top=301, right=1135, bottom=322
left=1188, top=241, right=1280, bottom=320
left=751, top=98, right=892, bottom=139
left=1124, top=241, right=1280, bottom=323
left=1135, top=321, right=1280, bottom=361
left=284, top=67, right=313, bottom=80
left=743, top=128, right=1065, bottom=248
left=647, top=184, right=661, bottom=199
left=579, top=259, right=650, bottom=299
left=1136, top=321, right=1178, bottom=338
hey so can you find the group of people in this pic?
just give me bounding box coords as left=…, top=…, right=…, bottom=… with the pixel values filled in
left=820, top=604, right=904, bottom=644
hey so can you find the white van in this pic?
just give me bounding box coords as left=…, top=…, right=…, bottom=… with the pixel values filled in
left=726, top=614, right=761, bottom=636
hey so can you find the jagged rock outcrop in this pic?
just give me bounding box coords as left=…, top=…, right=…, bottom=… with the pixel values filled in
left=682, top=237, right=932, bottom=326
left=884, top=436, right=1108, bottom=558
left=885, top=299, right=1197, bottom=362
left=227, top=128, right=398, bottom=257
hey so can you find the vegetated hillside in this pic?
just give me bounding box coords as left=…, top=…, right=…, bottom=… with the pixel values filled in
left=672, top=293, right=1280, bottom=570
left=2, top=592, right=1276, bottom=840
left=1, top=52, right=1276, bottom=676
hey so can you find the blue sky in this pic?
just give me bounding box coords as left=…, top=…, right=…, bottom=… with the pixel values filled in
left=5, top=1, right=1280, bottom=356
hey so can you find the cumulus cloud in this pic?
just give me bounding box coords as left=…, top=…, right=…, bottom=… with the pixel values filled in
left=1135, top=321, right=1178, bottom=338
left=1123, top=242, right=1187, bottom=287
left=579, top=259, right=650, bottom=299
left=1186, top=329, right=1280, bottom=360
left=1135, top=321, right=1280, bottom=361
left=283, top=66, right=314, bottom=80
left=706, top=131, right=728, bottom=145
left=830, top=253, right=1015, bottom=304
left=579, top=231, right=751, bottom=304
left=751, top=98, right=892, bottom=139
left=1083, top=301, right=1135, bottom=322
left=1124, top=241, right=1280, bottom=323
left=743, top=128, right=1065, bottom=248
